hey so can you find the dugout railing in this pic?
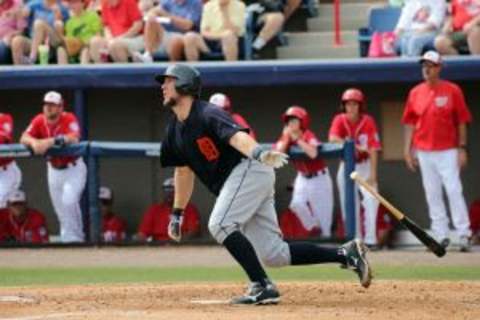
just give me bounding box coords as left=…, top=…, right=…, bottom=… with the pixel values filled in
left=0, top=141, right=356, bottom=244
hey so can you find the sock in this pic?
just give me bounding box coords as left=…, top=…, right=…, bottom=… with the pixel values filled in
left=252, top=37, right=266, bottom=50
left=289, top=242, right=347, bottom=265
left=223, top=231, right=269, bottom=286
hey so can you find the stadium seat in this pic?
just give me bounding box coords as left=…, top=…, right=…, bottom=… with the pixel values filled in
left=358, top=6, right=401, bottom=57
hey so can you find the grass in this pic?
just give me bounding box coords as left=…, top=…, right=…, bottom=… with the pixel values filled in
left=0, top=265, right=479, bottom=287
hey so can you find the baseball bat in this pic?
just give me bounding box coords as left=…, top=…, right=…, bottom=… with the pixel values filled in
left=350, top=171, right=446, bottom=258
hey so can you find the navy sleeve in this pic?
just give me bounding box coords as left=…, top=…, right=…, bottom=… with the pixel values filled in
left=205, top=106, right=248, bottom=144
left=160, top=124, right=187, bottom=167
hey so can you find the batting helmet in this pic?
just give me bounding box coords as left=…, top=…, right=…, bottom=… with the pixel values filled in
left=341, top=88, right=366, bottom=112
left=155, top=64, right=201, bottom=97
left=282, top=106, right=310, bottom=130
left=209, top=93, right=232, bottom=112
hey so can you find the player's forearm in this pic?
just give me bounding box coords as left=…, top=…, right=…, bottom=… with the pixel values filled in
left=403, top=125, right=414, bottom=154
left=369, top=149, right=378, bottom=180
left=20, top=133, right=41, bottom=146
left=328, top=135, right=344, bottom=144
left=458, top=123, right=467, bottom=147
left=229, top=131, right=258, bottom=157
left=174, top=166, right=195, bottom=210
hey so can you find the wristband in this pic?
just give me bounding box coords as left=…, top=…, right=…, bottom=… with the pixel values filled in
left=54, top=135, right=66, bottom=147
left=251, top=145, right=265, bottom=160
left=172, top=208, right=184, bottom=217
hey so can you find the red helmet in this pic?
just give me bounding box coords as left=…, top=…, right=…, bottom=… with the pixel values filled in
left=209, top=93, right=232, bottom=112
left=341, top=88, right=366, bottom=112
left=282, top=106, right=310, bottom=129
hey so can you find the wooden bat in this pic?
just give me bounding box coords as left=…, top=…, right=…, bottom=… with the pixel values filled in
left=350, top=171, right=446, bottom=258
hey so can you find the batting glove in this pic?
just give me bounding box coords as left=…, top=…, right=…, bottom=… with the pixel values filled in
left=252, top=145, right=289, bottom=169
left=168, top=208, right=184, bottom=242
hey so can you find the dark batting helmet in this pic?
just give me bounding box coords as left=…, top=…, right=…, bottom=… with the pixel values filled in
left=282, top=106, right=310, bottom=130
left=340, top=88, right=366, bottom=112
left=155, top=64, right=201, bottom=97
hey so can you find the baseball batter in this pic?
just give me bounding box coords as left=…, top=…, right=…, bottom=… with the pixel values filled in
left=329, top=88, right=381, bottom=247
left=0, top=113, right=22, bottom=209
left=274, top=106, right=334, bottom=237
left=20, top=91, right=87, bottom=243
left=157, top=64, right=372, bottom=305
left=209, top=92, right=257, bottom=139
left=402, top=51, right=472, bottom=251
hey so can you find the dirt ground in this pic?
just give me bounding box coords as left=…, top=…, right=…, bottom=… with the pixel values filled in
left=0, top=247, right=479, bottom=320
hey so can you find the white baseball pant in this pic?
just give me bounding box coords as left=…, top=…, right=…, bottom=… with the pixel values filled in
left=47, top=159, right=87, bottom=243
left=337, top=160, right=379, bottom=245
left=417, top=149, right=471, bottom=240
left=0, top=161, right=22, bottom=208
left=289, top=169, right=334, bottom=237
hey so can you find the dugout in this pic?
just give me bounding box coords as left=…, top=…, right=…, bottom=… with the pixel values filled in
left=1, top=58, right=479, bottom=241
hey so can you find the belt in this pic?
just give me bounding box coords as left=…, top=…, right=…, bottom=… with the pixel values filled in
left=51, top=161, right=77, bottom=170
left=302, top=168, right=327, bottom=179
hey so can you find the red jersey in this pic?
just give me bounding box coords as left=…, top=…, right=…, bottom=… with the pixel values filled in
left=138, top=202, right=200, bottom=241
left=232, top=113, right=257, bottom=139
left=101, top=0, right=142, bottom=37
left=274, top=129, right=326, bottom=174
left=0, top=208, right=49, bottom=243
left=25, top=112, right=81, bottom=167
left=452, top=0, right=480, bottom=31
left=0, top=113, right=14, bottom=167
left=469, top=199, right=480, bottom=233
left=102, top=212, right=126, bottom=242
left=329, top=113, right=381, bottom=162
left=279, top=208, right=319, bottom=240
left=402, top=80, right=472, bottom=151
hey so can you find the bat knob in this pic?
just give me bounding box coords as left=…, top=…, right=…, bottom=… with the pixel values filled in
left=350, top=171, right=359, bottom=180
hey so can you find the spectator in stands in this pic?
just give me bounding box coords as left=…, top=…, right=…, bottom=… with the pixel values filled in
left=469, top=198, right=480, bottom=245
left=209, top=93, right=257, bottom=139
left=89, top=0, right=143, bottom=63
left=247, top=0, right=286, bottom=53
left=11, top=0, right=69, bottom=65
left=99, top=186, right=127, bottom=242
left=0, top=190, right=49, bottom=244
left=434, top=0, right=480, bottom=56
left=133, top=0, right=202, bottom=63
left=394, top=0, right=446, bottom=57
left=0, top=0, right=27, bottom=64
left=136, top=177, right=200, bottom=241
left=56, top=0, right=102, bottom=64
left=183, top=0, right=245, bottom=61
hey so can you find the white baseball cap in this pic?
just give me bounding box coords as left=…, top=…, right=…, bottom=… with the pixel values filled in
left=99, top=186, right=113, bottom=201
left=43, top=91, right=63, bottom=105
left=8, top=190, right=26, bottom=203
left=419, top=50, right=442, bottom=65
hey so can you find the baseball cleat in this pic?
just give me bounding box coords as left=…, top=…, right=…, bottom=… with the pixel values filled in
left=458, top=236, right=471, bottom=252
left=440, top=238, right=451, bottom=249
left=340, top=239, right=373, bottom=288
left=231, top=280, right=280, bottom=305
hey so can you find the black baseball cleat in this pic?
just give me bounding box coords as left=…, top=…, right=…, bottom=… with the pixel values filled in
left=231, top=280, right=280, bottom=305
left=440, top=238, right=451, bottom=249
left=339, top=239, right=373, bottom=288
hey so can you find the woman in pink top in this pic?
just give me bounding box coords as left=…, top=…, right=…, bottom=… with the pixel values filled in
left=0, top=0, right=27, bottom=63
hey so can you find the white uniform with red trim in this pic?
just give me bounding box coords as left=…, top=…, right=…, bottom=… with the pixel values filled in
left=329, top=113, right=381, bottom=245
left=275, top=130, right=334, bottom=237
left=402, top=79, right=472, bottom=241
left=25, top=112, right=87, bottom=242
left=0, top=113, right=22, bottom=209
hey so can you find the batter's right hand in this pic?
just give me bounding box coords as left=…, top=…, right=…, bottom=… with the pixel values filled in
left=404, top=151, right=418, bottom=172
left=168, top=209, right=184, bottom=242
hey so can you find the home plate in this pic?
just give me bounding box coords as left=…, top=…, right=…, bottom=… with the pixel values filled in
left=190, top=299, right=230, bottom=305
left=0, top=296, right=36, bottom=303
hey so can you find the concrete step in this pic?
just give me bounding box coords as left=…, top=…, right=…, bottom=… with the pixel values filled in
left=276, top=44, right=359, bottom=59
left=307, top=15, right=368, bottom=32
left=317, top=3, right=377, bottom=19
left=285, top=31, right=358, bottom=47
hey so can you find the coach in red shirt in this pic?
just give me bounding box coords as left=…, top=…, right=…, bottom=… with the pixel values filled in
left=99, top=186, right=127, bottom=242
left=0, top=190, right=49, bottom=244
left=402, top=51, right=472, bottom=252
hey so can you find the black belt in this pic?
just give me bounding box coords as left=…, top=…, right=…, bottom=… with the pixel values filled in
left=302, top=169, right=326, bottom=179
left=51, top=161, right=77, bottom=170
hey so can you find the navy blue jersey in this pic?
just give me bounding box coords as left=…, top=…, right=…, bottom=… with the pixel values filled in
left=160, top=100, right=248, bottom=195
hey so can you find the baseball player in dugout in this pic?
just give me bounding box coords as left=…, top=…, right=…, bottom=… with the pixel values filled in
left=156, top=64, right=372, bottom=305
left=0, top=190, right=49, bottom=244
left=0, top=112, right=22, bottom=209
left=136, top=177, right=200, bottom=242
left=274, top=106, right=334, bottom=238
left=20, top=91, right=87, bottom=243
left=208, top=92, right=257, bottom=139
left=99, top=186, right=127, bottom=243
left=328, top=88, right=382, bottom=249
left=402, top=50, right=473, bottom=252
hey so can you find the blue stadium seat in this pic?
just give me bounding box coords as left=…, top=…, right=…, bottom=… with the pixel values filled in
left=358, top=6, right=402, bottom=57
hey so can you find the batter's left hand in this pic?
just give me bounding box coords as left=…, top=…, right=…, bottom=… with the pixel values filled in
left=458, top=148, right=468, bottom=169
left=252, top=146, right=289, bottom=169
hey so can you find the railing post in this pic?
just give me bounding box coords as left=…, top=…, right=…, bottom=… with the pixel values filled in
left=344, top=139, right=356, bottom=240
left=87, top=149, right=101, bottom=244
